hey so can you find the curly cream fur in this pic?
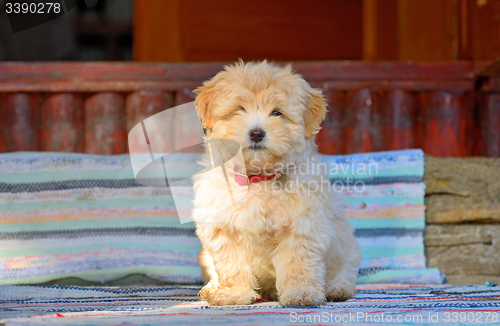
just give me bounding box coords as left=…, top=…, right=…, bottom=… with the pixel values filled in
left=192, top=61, right=362, bottom=306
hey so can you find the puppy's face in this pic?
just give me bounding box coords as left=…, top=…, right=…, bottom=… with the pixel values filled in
left=194, top=61, right=326, bottom=174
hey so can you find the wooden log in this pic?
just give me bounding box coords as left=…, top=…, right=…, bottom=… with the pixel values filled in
left=344, top=88, right=383, bottom=153
left=0, top=93, right=40, bottom=152
left=381, top=89, right=417, bottom=150
left=39, top=93, right=84, bottom=152
left=423, top=156, right=500, bottom=224
left=416, top=91, right=474, bottom=157
left=475, top=93, right=500, bottom=157
left=84, top=93, right=126, bottom=155
left=317, top=90, right=346, bottom=155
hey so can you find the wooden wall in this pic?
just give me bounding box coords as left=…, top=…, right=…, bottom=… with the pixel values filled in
left=364, top=0, right=500, bottom=61
left=134, top=0, right=500, bottom=62
left=134, top=0, right=363, bottom=62
left=363, top=0, right=456, bottom=61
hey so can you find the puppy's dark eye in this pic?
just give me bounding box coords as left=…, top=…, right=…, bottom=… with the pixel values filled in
left=238, top=106, right=246, bottom=112
left=270, top=110, right=282, bottom=117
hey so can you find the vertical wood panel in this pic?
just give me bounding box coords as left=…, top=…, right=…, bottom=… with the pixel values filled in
left=382, top=89, right=417, bottom=150
left=84, top=93, right=126, bottom=155
left=0, top=93, right=40, bottom=152
left=467, top=0, right=500, bottom=61
left=344, top=88, right=383, bottom=153
left=362, top=0, right=398, bottom=61
left=457, top=0, right=472, bottom=60
left=416, top=91, right=474, bottom=157
left=39, top=93, right=84, bottom=152
left=398, top=0, right=456, bottom=61
left=475, top=93, right=500, bottom=157
left=317, top=90, right=346, bottom=155
left=133, top=0, right=183, bottom=62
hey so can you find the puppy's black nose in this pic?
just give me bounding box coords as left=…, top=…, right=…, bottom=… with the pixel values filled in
left=249, top=128, right=265, bottom=143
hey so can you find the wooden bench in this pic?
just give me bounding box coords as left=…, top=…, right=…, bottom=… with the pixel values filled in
left=0, top=61, right=497, bottom=156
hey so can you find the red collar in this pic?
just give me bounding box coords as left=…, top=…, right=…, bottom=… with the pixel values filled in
left=234, top=169, right=281, bottom=186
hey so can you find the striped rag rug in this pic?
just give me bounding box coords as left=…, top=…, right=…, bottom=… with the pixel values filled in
left=0, top=149, right=442, bottom=285
left=321, top=150, right=443, bottom=283
left=1, top=283, right=500, bottom=325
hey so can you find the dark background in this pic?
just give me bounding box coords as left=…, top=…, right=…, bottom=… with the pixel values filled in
left=0, top=0, right=133, bottom=61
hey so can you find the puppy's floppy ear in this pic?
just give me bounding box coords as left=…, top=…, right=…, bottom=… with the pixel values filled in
left=194, top=79, right=220, bottom=129
left=303, top=86, right=327, bottom=138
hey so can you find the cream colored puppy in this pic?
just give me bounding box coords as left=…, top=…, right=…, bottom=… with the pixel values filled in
left=192, top=61, right=361, bottom=307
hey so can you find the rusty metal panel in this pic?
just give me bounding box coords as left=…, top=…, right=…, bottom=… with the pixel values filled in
left=344, top=88, right=383, bottom=153
left=475, top=93, right=500, bottom=157
left=84, top=93, right=126, bottom=155
left=317, top=90, right=346, bottom=155
left=382, top=89, right=418, bottom=151
left=125, top=91, right=175, bottom=131
left=416, top=91, right=474, bottom=157
left=125, top=91, right=175, bottom=154
left=174, top=89, right=203, bottom=153
left=0, top=93, right=40, bottom=152
left=175, top=89, right=196, bottom=106
left=39, top=93, right=84, bottom=152
left=0, top=62, right=488, bottom=156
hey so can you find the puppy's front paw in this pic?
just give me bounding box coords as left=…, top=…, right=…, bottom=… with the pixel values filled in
left=198, top=281, right=218, bottom=302
left=326, top=279, right=356, bottom=302
left=279, top=287, right=326, bottom=307
left=201, top=285, right=260, bottom=306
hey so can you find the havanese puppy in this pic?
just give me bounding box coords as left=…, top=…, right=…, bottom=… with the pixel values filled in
left=192, top=60, right=361, bottom=306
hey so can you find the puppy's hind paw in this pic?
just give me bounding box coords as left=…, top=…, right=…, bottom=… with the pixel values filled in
left=260, top=287, right=279, bottom=301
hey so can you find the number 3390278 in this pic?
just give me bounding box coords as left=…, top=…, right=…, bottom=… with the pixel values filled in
left=5, top=2, right=62, bottom=14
